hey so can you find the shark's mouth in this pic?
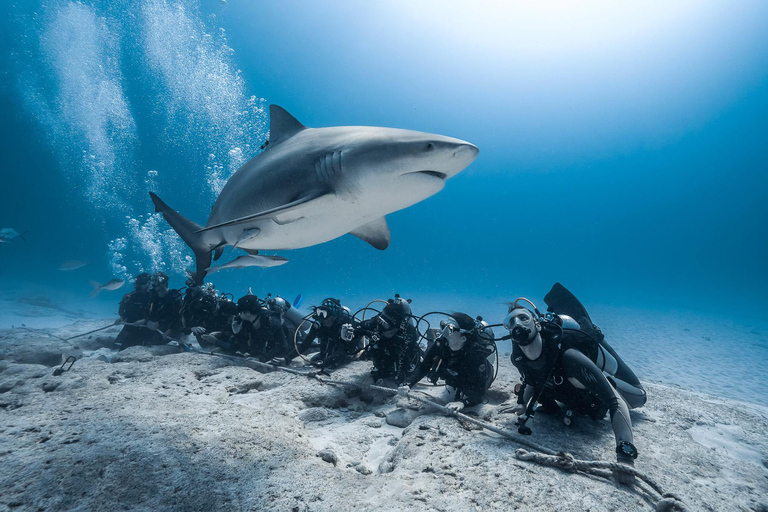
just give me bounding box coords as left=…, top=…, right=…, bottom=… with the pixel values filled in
left=409, top=170, right=447, bottom=180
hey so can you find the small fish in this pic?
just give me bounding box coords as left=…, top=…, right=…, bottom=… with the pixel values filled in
left=89, top=278, right=125, bottom=297
left=59, top=260, right=90, bottom=271
left=206, top=254, right=288, bottom=273
left=293, top=294, right=303, bottom=308
left=0, top=228, right=26, bottom=243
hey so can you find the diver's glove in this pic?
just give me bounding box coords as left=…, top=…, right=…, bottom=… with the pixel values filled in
left=497, top=400, right=526, bottom=415
left=445, top=401, right=465, bottom=414
left=191, top=326, right=206, bottom=335
left=396, top=385, right=411, bottom=398
left=340, top=323, right=355, bottom=342
left=269, top=357, right=287, bottom=367
left=146, top=320, right=160, bottom=331
left=200, top=334, right=219, bottom=345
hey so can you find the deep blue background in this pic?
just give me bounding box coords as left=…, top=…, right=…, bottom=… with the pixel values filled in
left=1, top=0, right=767, bottom=320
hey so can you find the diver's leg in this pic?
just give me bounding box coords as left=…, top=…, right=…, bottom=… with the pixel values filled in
left=597, top=340, right=647, bottom=409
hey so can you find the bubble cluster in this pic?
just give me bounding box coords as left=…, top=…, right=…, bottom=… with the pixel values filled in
left=139, top=0, right=267, bottom=197
left=15, top=0, right=268, bottom=281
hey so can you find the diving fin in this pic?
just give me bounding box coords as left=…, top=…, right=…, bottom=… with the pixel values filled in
left=543, top=283, right=593, bottom=328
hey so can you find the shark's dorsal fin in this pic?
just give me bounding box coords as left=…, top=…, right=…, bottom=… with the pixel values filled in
left=349, top=217, right=391, bottom=250
left=269, top=105, right=306, bottom=145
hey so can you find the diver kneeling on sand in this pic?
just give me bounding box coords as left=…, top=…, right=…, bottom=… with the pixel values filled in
left=115, top=273, right=153, bottom=350
left=499, top=283, right=647, bottom=484
left=222, top=294, right=288, bottom=361
left=145, top=272, right=184, bottom=345
left=341, top=294, right=422, bottom=385
left=397, top=312, right=495, bottom=412
left=279, top=298, right=361, bottom=370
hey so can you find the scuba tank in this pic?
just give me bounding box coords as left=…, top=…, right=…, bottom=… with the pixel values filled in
left=475, top=316, right=498, bottom=386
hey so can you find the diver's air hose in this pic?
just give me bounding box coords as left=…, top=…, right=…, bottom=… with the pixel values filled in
left=292, top=312, right=318, bottom=363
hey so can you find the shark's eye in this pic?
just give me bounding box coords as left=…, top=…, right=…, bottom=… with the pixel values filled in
left=426, top=143, right=434, bottom=151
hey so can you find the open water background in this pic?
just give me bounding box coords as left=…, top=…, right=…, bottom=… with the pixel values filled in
left=1, top=1, right=767, bottom=403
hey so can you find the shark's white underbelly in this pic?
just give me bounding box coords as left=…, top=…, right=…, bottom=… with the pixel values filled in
left=226, top=195, right=386, bottom=251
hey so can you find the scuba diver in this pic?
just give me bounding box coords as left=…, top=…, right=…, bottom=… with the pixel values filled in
left=500, top=283, right=647, bottom=484
left=282, top=297, right=361, bottom=369
left=115, top=272, right=153, bottom=350
left=181, top=283, right=223, bottom=346
left=397, top=312, right=495, bottom=412
left=341, top=295, right=422, bottom=385
left=146, top=271, right=184, bottom=345
left=228, top=294, right=289, bottom=361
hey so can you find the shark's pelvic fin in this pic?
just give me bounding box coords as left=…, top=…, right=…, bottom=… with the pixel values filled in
left=149, top=192, right=214, bottom=284
left=269, top=105, right=307, bottom=145
left=349, top=216, right=391, bottom=250
left=196, top=191, right=328, bottom=233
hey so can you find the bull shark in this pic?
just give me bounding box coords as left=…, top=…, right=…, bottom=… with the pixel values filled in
left=150, top=105, right=478, bottom=282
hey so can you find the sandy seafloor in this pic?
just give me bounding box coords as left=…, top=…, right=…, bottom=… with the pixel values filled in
left=1, top=287, right=767, bottom=511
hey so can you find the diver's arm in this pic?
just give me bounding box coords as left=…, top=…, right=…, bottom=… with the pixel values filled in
left=231, top=315, right=243, bottom=335
left=406, top=342, right=439, bottom=387
left=457, top=352, right=491, bottom=407
left=561, top=348, right=635, bottom=461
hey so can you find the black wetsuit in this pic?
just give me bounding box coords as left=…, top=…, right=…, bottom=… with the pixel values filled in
left=147, top=289, right=183, bottom=344
left=286, top=315, right=361, bottom=368
left=116, top=290, right=152, bottom=349
left=230, top=312, right=290, bottom=361
left=358, top=318, right=421, bottom=385
left=407, top=336, right=494, bottom=407
left=511, top=323, right=638, bottom=448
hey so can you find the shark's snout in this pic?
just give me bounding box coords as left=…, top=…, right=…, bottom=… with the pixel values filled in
left=454, top=143, right=479, bottom=159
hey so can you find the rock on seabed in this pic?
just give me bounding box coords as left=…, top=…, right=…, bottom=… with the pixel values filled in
left=1, top=323, right=767, bottom=511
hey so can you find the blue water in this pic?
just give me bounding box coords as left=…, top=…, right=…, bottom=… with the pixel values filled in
left=1, top=2, right=767, bottom=402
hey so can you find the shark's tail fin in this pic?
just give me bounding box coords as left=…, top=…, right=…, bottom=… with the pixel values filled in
left=89, top=280, right=101, bottom=298
left=149, top=192, right=214, bottom=285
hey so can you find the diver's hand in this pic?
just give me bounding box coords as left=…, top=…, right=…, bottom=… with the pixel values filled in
left=269, top=357, right=286, bottom=367
left=200, top=334, right=218, bottom=345
left=340, top=323, right=355, bottom=342
left=498, top=401, right=526, bottom=415
left=191, top=326, right=206, bottom=335
left=445, top=402, right=465, bottom=413
left=114, top=318, right=124, bottom=325
left=146, top=321, right=160, bottom=330
left=614, top=455, right=636, bottom=485
left=396, top=385, right=411, bottom=398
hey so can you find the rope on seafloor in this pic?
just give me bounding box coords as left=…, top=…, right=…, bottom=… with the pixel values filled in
left=513, top=450, right=688, bottom=511
left=188, top=350, right=687, bottom=512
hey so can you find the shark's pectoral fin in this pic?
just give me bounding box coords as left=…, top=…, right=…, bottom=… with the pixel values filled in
left=242, top=248, right=259, bottom=255
left=349, top=217, right=391, bottom=250
left=196, top=191, right=330, bottom=233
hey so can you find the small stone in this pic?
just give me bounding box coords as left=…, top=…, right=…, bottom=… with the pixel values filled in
left=317, top=449, right=337, bottom=466
left=299, top=408, right=329, bottom=422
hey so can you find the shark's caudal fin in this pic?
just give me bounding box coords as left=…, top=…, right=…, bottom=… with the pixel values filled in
left=149, top=192, right=215, bottom=285
left=89, top=280, right=101, bottom=298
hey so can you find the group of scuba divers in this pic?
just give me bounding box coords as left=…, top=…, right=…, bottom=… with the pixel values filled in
left=116, top=274, right=647, bottom=482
